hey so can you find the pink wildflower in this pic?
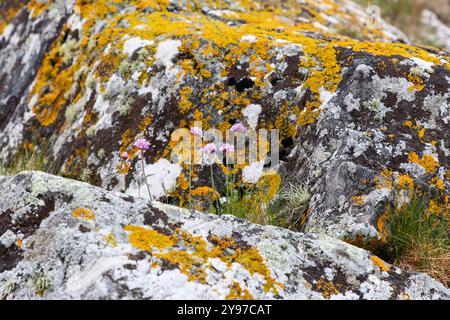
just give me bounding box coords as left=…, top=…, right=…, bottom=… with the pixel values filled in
left=120, top=151, right=129, bottom=159
left=220, top=143, right=235, bottom=153
left=134, top=138, right=150, bottom=151
left=230, top=123, right=246, bottom=133
left=190, top=126, right=203, bottom=136
left=201, top=143, right=217, bottom=154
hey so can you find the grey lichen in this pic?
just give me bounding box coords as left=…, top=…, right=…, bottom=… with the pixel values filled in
left=0, top=280, right=17, bottom=299
left=29, top=274, right=51, bottom=297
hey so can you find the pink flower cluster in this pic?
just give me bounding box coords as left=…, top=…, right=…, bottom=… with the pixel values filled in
left=200, top=143, right=235, bottom=155
left=220, top=143, right=235, bottom=154
left=200, top=143, right=217, bottom=154
left=230, top=123, right=246, bottom=133
left=134, top=138, right=150, bottom=151
left=190, top=126, right=203, bottom=136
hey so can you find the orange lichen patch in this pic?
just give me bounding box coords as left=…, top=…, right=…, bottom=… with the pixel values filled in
left=30, top=28, right=80, bottom=126
left=177, top=173, right=189, bottom=190
left=72, top=207, right=95, bottom=220
left=397, top=174, right=414, bottom=190
left=28, top=0, right=52, bottom=18
left=418, top=128, right=426, bottom=139
left=125, top=226, right=282, bottom=294
left=124, top=225, right=174, bottom=251
left=178, top=86, right=194, bottom=114
left=16, top=239, right=23, bottom=249
left=426, top=198, right=450, bottom=220
left=0, top=4, right=21, bottom=34
left=404, top=120, right=427, bottom=140
left=370, top=255, right=391, bottom=272
left=376, top=212, right=389, bottom=243
left=374, top=169, right=394, bottom=189
left=138, top=115, right=153, bottom=132
left=190, top=186, right=218, bottom=199
left=118, top=162, right=131, bottom=174
left=256, top=171, right=281, bottom=201
left=188, top=186, right=219, bottom=212
left=341, top=40, right=443, bottom=67
left=430, top=177, right=445, bottom=190
left=315, top=279, right=340, bottom=299
left=403, top=120, right=414, bottom=128
left=232, top=247, right=283, bottom=293
left=407, top=73, right=425, bottom=92
left=226, top=282, right=255, bottom=300
left=408, top=152, right=440, bottom=173
left=28, top=0, right=450, bottom=130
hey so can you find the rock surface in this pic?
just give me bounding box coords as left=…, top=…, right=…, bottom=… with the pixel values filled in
left=1, top=1, right=450, bottom=292
left=3, top=0, right=448, bottom=241
left=0, top=171, right=449, bottom=300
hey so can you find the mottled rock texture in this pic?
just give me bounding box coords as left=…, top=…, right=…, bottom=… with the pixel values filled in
left=1, top=1, right=450, bottom=249
left=0, top=171, right=448, bottom=300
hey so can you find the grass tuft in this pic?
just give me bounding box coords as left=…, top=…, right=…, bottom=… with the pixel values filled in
left=215, top=178, right=311, bottom=230
left=385, top=190, right=450, bottom=286
left=267, top=183, right=311, bottom=230
left=0, top=138, right=61, bottom=176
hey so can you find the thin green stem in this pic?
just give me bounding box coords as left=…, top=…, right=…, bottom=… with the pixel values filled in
left=210, top=164, right=215, bottom=213
left=141, top=151, right=153, bottom=201
left=188, top=164, right=192, bottom=210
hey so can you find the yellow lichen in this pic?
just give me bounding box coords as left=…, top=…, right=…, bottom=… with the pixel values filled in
left=20, top=0, right=450, bottom=207
left=408, top=152, right=440, bottom=173
left=226, top=282, right=255, bottom=300
left=430, top=177, right=445, bottom=190
left=374, top=169, right=394, bottom=189
left=376, top=212, right=389, bottom=243
left=72, top=207, right=95, bottom=220
left=397, top=174, right=414, bottom=190
left=124, top=226, right=282, bottom=295
left=370, top=255, right=391, bottom=272
left=124, top=225, right=174, bottom=251
left=315, top=279, right=340, bottom=299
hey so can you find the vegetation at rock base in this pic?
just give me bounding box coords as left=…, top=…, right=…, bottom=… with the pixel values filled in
left=208, top=175, right=310, bottom=230
left=0, top=138, right=61, bottom=176
left=385, top=190, right=450, bottom=286
left=265, top=183, right=311, bottom=230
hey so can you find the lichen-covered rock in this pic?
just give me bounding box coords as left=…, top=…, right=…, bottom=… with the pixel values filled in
left=1, top=1, right=450, bottom=242
left=0, top=171, right=448, bottom=300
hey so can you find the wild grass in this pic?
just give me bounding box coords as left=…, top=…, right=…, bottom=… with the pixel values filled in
left=267, top=183, right=311, bottom=230
left=385, top=190, right=449, bottom=286
left=0, top=138, right=61, bottom=176
left=214, top=177, right=311, bottom=230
